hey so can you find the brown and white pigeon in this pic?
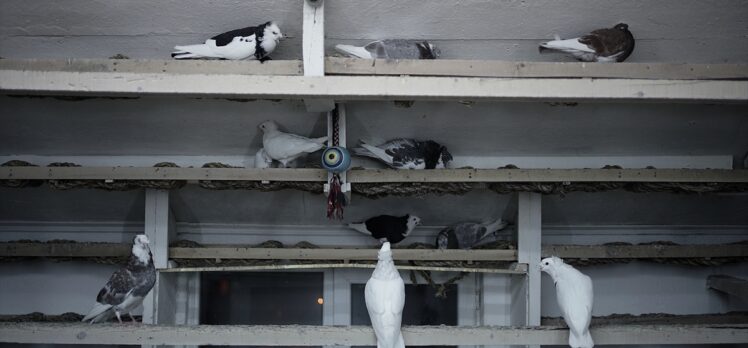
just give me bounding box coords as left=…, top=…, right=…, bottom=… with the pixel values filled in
left=82, top=234, right=156, bottom=324
left=352, top=138, right=453, bottom=169
left=539, top=23, right=635, bottom=62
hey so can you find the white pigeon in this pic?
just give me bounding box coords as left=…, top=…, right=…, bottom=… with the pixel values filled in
left=539, top=23, right=634, bottom=63
left=258, top=120, right=328, bottom=168
left=436, top=217, right=508, bottom=249
left=255, top=148, right=273, bottom=168
left=82, top=234, right=156, bottom=324
left=172, top=21, right=283, bottom=61
left=365, top=242, right=406, bottom=348
left=540, top=256, right=594, bottom=348
left=335, top=40, right=440, bottom=59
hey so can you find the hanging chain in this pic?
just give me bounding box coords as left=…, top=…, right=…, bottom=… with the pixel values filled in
left=332, top=105, right=340, bottom=147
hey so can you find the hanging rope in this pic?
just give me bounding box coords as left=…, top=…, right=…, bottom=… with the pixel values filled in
left=326, top=105, right=347, bottom=220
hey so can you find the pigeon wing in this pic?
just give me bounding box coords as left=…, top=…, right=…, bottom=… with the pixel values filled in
left=264, top=133, right=327, bottom=159
left=580, top=28, right=626, bottom=57
left=364, top=40, right=387, bottom=59
left=365, top=278, right=405, bottom=347
left=556, top=270, right=593, bottom=339
left=97, top=268, right=136, bottom=306
left=211, top=26, right=258, bottom=46
left=382, top=139, right=425, bottom=169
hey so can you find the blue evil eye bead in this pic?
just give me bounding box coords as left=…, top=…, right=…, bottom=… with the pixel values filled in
left=322, top=146, right=351, bottom=173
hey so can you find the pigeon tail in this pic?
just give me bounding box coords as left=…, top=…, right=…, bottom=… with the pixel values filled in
left=312, top=136, right=328, bottom=144
left=348, top=222, right=372, bottom=236
left=538, top=38, right=594, bottom=55
left=335, top=44, right=373, bottom=59
left=482, top=217, right=508, bottom=234
left=172, top=43, right=215, bottom=59
left=569, top=329, right=594, bottom=348
left=82, top=302, right=113, bottom=323
left=357, top=143, right=394, bottom=165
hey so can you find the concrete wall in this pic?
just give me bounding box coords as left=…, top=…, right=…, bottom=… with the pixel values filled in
left=1, top=0, right=747, bottom=62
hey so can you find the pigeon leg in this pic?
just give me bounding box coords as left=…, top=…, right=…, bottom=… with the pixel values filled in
left=379, top=238, right=388, bottom=244
left=115, top=310, right=123, bottom=324
left=129, top=313, right=138, bottom=323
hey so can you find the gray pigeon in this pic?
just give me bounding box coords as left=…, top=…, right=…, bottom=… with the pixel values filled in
left=352, top=138, right=452, bottom=170
left=539, top=23, right=635, bottom=62
left=82, top=234, right=156, bottom=324
left=436, top=218, right=508, bottom=249
left=335, top=40, right=440, bottom=59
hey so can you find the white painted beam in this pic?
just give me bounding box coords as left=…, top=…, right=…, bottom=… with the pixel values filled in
left=159, top=263, right=528, bottom=274
left=2, top=167, right=746, bottom=183
left=142, top=189, right=177, bottom=328
left=2, top=70, right=746, bottom=103
left=1, top=322, right=745, bottom=346
left=302, top=0, right=334, bottom=112
left=0, top=59, right=302, bottom=75
left=512, top=193, right=542, bottom=328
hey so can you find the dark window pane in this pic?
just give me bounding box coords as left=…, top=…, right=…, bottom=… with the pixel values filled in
left=351, top=283, right=457, bottom=348
left=201, top=272, right=324, bottom=348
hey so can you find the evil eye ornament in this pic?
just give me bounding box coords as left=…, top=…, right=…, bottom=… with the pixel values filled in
left=322, top=146, right=351, bottom=173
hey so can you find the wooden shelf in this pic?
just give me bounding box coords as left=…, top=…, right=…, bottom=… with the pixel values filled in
left=2, top=166, right=747, bottom=183
left=160, top=263, right=527, bottom=274
left=0, top=322, right=745, bottom=346
left=543, top=243, right=748, bottom=259
left=1, top=59, right=746, bottom=102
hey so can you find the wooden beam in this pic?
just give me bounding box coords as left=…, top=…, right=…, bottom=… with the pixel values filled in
left=0, top=59, right=302, bottom=75
left=2, top=167, right=746, bottom=183
left=2, top=70, right=746, bottom=103
left=169, top=247, right=516, bottom=261
left=325, top=58, right=748, bottom=80
left=0, top=322, right=745, bottom=346
left=159, top=263, right=528, bottom=274
left=302, top=0, right=334, bottom=112
left=0, top=242, right=129, bottom=257
left=544, top=244, right=748, bottom=259
left=707, top=275, right=748, bottom=301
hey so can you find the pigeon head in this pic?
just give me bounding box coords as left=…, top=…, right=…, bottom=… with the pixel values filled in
left=263, top=21, right=284, bottom=43
left=614, top=23, right=629, bottom=31
left=416, top=41, right=441, bottom=59
left=258, top=120, right=280, bottom=133
left=404, top=215, right=421, bottom=236
left=539, top=256, right=564, bottom=277
left=132, top=234, right=151, bottom=265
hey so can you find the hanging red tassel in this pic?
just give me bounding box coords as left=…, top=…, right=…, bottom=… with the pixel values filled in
left=327, top=173, right=346, bottom=220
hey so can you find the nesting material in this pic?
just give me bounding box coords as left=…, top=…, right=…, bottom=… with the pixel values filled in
left=46, top=162, right=185, bottom=190
left=198, top=162, right=324, bottom=193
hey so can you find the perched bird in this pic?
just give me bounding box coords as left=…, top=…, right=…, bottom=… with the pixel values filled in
left=335, top=40, right=440, bottom=59
left=255, top=148, right=273, bottom=168
left=352, top=138, right=453, bottom=169
left=365, top=242, right=406, bottom=348
left=172, top=21, right=283, bottom=61
left=436, top=217, right=508, bottom=250
left=258, top=120, right=328, bottom=168
left=348, top=214, right=421, bottom=244
left=540, top=256, right=595, bottom=348
left=82, top=234, right=156, bottom=324
left=539, top=23, right=635, bottom=62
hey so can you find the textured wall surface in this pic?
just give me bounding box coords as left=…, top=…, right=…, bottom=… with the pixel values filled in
left=1, top=0, right=747, bottom=62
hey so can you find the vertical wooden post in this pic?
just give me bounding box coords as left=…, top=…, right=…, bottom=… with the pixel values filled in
left=303, top=0, right=334, bottom=112
left=142, top=189, right=178, bottom=348
left=510, top=192, right=541, bottom=348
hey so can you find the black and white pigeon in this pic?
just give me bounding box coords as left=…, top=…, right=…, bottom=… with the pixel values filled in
left=172, top=21, right=283, bottom=61
left=259, top=120, right=328, bottom=168
left=348, top=214, right=421, bottom=244
left=436, top=217, right=508, bottom=250
left=335, top=40, right=440, bottom=59
left=352, top=138, right=453, bottom=169
left=539, top=23, right=635, bottom=62
left=82, top=234, right=156, bottom=324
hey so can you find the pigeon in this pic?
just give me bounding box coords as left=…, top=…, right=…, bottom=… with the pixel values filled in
left=255, top=148, right=273, bottom=168
left=539, top=23, right=635, bottom=62
left=352, top=138, right=453, bottom=169
left=348, top=214, right=421, bottom=244
left=172, top=21, right=283, bottom=61
left=365, top=242, right=406, bottom=348
left=540, top=256, right=594, bottom=348
left=335, top=40, right=440, bottom=59
left=436, top=217, right=508, bottom=250
left=258, top=120, right=328, bottom=168
left=82, top=234, right=156, bottom=324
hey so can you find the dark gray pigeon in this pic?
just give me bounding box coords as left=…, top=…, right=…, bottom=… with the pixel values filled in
left=352, top=138, right=452, bottom=169
left=82, top=234, right=156, bottom=324
left=436, top=218, right=508, bottom=250
left=539, top=23, right=635, bottom=62
left=335, top=40, right=440, bottom=59
left=348, top=214, right=421, bottom=244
